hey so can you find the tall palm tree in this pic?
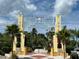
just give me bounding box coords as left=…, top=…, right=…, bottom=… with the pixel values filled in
left=46, top=27, right=55, bottom=52
left=58, top=26, right=71, bottom=56
left=70, top=29, right=79, bottom=47
left=5, top=24, right=19, bottom=54
left=59, top=26, right=71, bottom=45
left=6, top=24, right=19, bottom=45
left=6, top=24, right=19, bottom=35
left=31, top=28, right=38, bottom=50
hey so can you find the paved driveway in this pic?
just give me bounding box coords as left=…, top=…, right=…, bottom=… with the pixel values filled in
left=0, top=55, right=6, bottom=59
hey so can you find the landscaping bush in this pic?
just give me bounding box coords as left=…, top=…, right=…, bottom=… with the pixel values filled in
left=0, top=50, right=5, bottom=56
left=70, top=52, right=79, bottom=59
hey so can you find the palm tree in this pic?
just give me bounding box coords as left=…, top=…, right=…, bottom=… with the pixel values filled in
left=59, top=26, right=71, bottom=45
left=70, top=29, right=79, bottom=47
left=58, top=26, right=71, bottom=56
left=6, top=24, right=19, bottom=35
left=6, top=24, right=19, bottom=42
left=46, top=27, right=55, bottom=52
left=5, top=24, right=19, bottom=56
left=5, top=24, right=19, bottom=46
left=31, top=28, right=38, bottom=50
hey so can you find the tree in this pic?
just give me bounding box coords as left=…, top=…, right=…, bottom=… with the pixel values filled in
left=6, top=24, right=19, bottom=35
left=31, top=28, right=38, bottom=50
left=0, top=33, right=12, bottom=55
left=58, top=26, right=71, bottom=54
left=25, top=28, right=49, bottom=50
left=5, top=24, right=19, bottom=43
left=31, top=28, right=37, bottom=35
left=5, top=24, right=19, bottom=54
left=46, top=27, right=55, bottom=52
left=69, top=29, right=79, bottom=47
left=46, top=27, right=55, bottom=45
left=59, top=26, right=71, bottom=45
left=37, top=33, right=48, bottom=49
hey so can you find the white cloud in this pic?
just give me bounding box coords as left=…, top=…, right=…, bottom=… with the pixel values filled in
left=23, top=0, right=37, bottom=11
left=53, top=0, right=78, bottom=16
left=0, top=0, right=37, bottom=32
left=0, top=0, right=37, bottom=15
left=0, top=20, right=7, bottom=25
left=23, top=0, right=30, bottom=3
left=0, top=16, right=17, bottom=32
left=25, top=4, right=37, bottom=11
left=9, top=10, right=20, bottom=18
left=0, top=17, right=16, bottom=25
left=7, top=0, right=37, bottom=21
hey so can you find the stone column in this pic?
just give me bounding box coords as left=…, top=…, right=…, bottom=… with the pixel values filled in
left=13, top=36, right=17, bottom=53
left=51, top=15, right=61, bottom=55
left=20, top=32, right=25, bottom=53
left=18, top=13, right=24, bottom=31
left=18, top=12, right=25, bottom=55
left=53, top=35, right=58, bottom=52
left=55, top=15, right=61, bottom=33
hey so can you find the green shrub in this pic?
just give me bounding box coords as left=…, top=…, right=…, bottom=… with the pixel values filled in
left=70, top=52, right=78, bottom=59
left=0, top=50, right=5, bottom=56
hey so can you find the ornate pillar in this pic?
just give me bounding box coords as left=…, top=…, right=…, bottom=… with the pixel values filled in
left=13, top=36, right=17, bottom=54
left=18, top=12, right=25, bottom=55
left=55, top=15, right=61, bottom=33
left=54, top=15, right=61, bottom=52
left=51, top=15, right=62, bottom=56
left=20, top=32, right=25, bottom=52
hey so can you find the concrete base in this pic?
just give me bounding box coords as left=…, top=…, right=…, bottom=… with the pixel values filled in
left=16, top=47, right=27, bottom=55
left=18, top=51, right=26, bottom=55
left=52, top=52, right=65, bottom=56
left=16, top=55, right=66, bottom=59
left=50, top=52, right=68, bottom=58
left=13, top=51, right=17, bottom=54
left=51, top=52, right=65, bottom=56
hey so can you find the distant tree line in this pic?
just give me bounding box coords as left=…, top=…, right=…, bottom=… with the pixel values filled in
left=0, top=24, right=79, bottom=55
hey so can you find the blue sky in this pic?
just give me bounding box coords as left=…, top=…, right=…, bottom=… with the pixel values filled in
left=0, top=0, right=79, bottom=33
